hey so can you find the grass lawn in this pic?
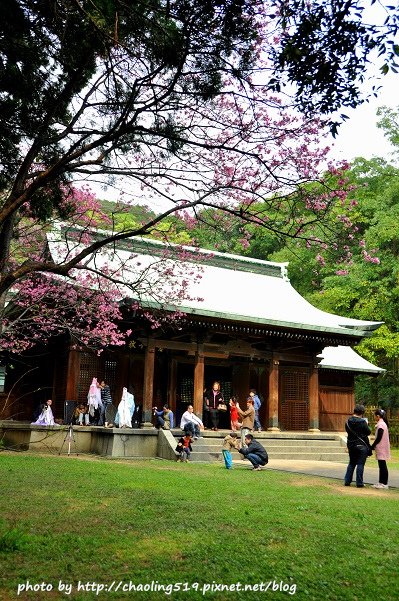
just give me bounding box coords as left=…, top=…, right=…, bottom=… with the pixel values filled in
left=0, top=453, right=398, bottom=601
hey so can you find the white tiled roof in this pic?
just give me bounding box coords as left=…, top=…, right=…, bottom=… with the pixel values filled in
left=318, top=346, right=384, bottom=373
left=47, top=225, right=383, bottom=339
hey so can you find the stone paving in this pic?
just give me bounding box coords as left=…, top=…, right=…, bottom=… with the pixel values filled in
left=232, top=458, right=398, bottom=488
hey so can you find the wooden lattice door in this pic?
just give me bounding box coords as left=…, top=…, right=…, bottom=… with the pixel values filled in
left=77, top=353, right=118, bottom=404
left=77, top=353, right=102, bottom=402
left=280, top=368, right=309, bottom=430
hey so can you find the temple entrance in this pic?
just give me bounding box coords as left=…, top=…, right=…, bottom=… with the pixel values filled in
left=203, top=365, right=232, bottom=429
left=175, top=362, right=233, bottom=427
left=279, top=367, right=310, bottom=430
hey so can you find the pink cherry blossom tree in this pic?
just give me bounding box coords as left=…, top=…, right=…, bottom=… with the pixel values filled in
left=0, top=1, right=366, bottom=353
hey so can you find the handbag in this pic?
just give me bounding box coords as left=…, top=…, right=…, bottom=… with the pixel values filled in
left=346, top=421, right=372, bottom=456
left=217, top=403, right=227, bottom=412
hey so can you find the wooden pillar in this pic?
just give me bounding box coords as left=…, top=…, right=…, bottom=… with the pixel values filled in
left=142, top=338, right=155, bottom=426
left=268, top=355, right=280, bottom=431
left=65, top=348, right=80, bottom=401
left=167, top=358, right=177, bottom=414
left=308, top=364, right=320, bottom=431
left=193, top=344, right=205, bottom=417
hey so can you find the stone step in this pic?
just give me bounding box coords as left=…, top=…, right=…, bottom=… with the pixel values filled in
left=265, top=452, right=347, bottom=462
left=172, top=429, right=340, bottom=436
left=191, top=440, right=345, bottom=453
left=190, top=439, right=343, bottom=449
left=188, top=451, right=348, bottom=463
left=250, top=439, right=341, bottom=447
left=173, top=432, right=348, bottom=463
left=172, top=430, right=344, bottom=442
left=187, top=439, right=345, bottom=451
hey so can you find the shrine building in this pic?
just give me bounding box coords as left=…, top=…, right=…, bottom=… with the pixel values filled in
left=1, top=227, right=384, bottom=431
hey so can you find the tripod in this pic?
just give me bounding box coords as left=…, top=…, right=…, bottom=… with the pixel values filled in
left=59, top=422, right=78, bottom=456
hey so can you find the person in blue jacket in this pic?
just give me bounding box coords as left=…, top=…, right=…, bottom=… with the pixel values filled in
left=250, top=389, right=262, bottom=431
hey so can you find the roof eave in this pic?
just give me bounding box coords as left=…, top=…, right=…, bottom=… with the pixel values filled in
left=135, top=301, right=377, bottom=339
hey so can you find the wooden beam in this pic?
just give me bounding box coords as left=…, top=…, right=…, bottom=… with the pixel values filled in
left=139, top=338, right=196, bottom=352
left=167, top=359, right=177, bottom=413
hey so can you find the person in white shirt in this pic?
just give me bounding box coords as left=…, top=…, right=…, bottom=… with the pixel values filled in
left=180, top=404, right=203, bottom=439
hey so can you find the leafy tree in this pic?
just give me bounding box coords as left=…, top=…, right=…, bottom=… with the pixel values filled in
left=270, top=0, right=399, bottom=133
left=377, top=106, right=399, bottom=150
left=1, top=0, right=396, bottom=351
left=272, top=156, right=399, bottom=407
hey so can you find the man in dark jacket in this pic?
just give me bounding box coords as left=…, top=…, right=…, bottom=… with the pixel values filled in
left=344, top=404, right=371, bottom=488
left=239, top=434, right=268, bottom=471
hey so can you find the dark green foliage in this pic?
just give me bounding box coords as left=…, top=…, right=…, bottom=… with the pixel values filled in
left=0, top=0, right=259, bottom=189
left=269, top=0, right=399, bottom=133
left=0, top=0, right=263, bottom=302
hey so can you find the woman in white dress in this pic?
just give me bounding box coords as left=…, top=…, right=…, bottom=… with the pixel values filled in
left=115, top=388, right=135, bottom=428
left=32, top=399, right=56, bottom=426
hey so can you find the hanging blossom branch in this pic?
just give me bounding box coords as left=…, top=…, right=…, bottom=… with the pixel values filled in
left=2, top=189, right=205, bottom=353
left=0, top=1, right=376, bottom=351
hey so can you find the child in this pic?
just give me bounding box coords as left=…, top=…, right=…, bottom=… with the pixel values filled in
left=229, top=397, right=241, bottom=431
left=222, top=432, right=239, bottom=469
left=371, top=409, right=391, bottom=489
left=175, top=433, right=193, bottom=462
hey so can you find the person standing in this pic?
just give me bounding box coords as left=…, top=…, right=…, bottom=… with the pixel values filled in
left=238, top=434, right=268, bottom=470
left=344, top=404, right=372, bottom=488
left=99, top=380, right=113, bottom=427
left=203, top=387, right=211, bottom=429
left=222, top=432, right=239, bottom=469
left=204, top=381, right=224, bottom=431
left=250, top=389, right=262, bottom=432
left=87, top=377, right=102, bottom=425
left=236, top=397, right=255, bottom=447
left=371, top=409, right=391, bottom=489
left=229, top=397, right=241, bottom=431
left=115, top=387, right=135, bottom=428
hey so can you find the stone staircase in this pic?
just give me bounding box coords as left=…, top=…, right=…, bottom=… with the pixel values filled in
left=171, top=430, right=348, bottom=463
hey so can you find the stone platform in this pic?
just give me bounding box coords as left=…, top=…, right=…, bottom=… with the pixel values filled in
left=0, top=421, right=347, bottom=462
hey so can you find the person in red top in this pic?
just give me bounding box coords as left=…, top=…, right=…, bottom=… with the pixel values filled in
left=175, top=434, right=193, bottom=462
left=229, top=397, right=241, bottom=431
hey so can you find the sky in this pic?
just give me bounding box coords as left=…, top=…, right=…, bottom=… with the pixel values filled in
left=328, top=1, right=399, bottom=164
left=328, top=71, right=398, bottom=163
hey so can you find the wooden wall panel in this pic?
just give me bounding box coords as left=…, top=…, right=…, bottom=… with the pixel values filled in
left=319, top=386, right=354, bottom=431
